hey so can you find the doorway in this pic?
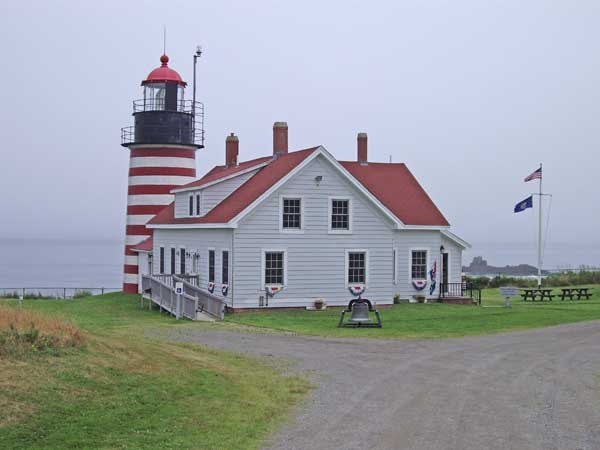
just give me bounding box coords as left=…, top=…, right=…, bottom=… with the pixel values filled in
left=442, top=253, right=449, bottom=293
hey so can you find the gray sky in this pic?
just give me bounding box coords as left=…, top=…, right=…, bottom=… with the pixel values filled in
left=1, top=0, right=599, bottom=268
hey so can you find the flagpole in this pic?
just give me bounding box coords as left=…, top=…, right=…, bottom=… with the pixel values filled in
left=537, top=163, right=543, bottom=287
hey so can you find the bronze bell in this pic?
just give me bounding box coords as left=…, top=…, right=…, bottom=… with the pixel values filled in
left=349, top=301, right=371, bottom=323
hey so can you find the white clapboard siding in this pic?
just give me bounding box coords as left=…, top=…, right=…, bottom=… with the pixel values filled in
left=232, top=154, right=397, bottom=308
left=393, top=229, right=443, bottom=299
left=174, top=169, right=260, bottom=218
left=152, top=228, right=234, bottom=306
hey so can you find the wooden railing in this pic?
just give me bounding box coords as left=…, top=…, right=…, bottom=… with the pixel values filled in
left=141, top=274, right=225, bottom=320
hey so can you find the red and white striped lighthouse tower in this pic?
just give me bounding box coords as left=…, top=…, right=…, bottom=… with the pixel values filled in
left=121, top=54, right=204, bottom=293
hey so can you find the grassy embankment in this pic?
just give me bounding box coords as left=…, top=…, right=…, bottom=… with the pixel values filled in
left=0, top=294, right=309, bottom=450
left=225, top=285, right=600, bottom=339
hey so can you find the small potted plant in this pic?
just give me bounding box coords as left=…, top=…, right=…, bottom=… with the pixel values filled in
left=314, top=298, right=325, bottom=310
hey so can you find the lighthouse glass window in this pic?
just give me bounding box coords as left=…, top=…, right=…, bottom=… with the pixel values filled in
left=411, top=250, right=427, bottom=280
left=144, top=83, right=166, bottom=111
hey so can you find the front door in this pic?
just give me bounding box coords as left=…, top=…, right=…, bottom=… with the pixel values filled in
left=442, top=253, right=449, bottom=293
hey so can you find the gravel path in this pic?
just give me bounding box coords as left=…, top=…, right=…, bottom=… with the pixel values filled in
left=165, top=322, right=600, bottom=450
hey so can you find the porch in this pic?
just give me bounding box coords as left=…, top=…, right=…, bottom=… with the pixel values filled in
left=439, top=282, right=481, bottom=305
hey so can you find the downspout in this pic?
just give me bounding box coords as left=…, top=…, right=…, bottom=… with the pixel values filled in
left=231, top=229, right=235, bottom=311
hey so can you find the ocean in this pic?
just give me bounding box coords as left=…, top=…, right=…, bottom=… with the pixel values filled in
left=0, top=238, right=123, bottom=294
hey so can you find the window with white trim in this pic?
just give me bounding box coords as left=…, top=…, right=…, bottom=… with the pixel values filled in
left=331, top=199, right=350, bottom=230
left=159, top=247, right=165, bottom=274
left=180, top=247, right=186, bottom=274
left=222, top=250, right=229, bottom=285
left=170, top=248, right=176, bottom=274
left=264, top=251, right=284, bottom=286
left=282, top=198, right=302, bottom=230
left=347, top=251, right=366, bottom=284
left=188, top=195, right=194, bottom=216
left=208, top=250, right=215, bottom=283
left=411, top=250, right=427, bottom=279
left=195, top=194, right=201, bottom=216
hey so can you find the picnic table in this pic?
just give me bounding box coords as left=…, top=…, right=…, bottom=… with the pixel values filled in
left=559, top=287, right=593, bottom=301
left=521, top=288, right=555, bottom=302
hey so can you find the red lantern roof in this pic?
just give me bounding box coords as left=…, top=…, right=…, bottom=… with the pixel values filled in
left=142, top=54, right=187, bottom=86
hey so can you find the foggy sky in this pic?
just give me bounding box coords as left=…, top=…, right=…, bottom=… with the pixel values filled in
left=1, top=0, right=599, bottom=268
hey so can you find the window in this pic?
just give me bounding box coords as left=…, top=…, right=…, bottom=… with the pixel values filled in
left=411, top=250, right=427, bottom=279
left=170, top=248, right=176, bottom=274
left=264, top=251, right=284, bottom=286
left=189, top=195, right=194, bottom=216
left=331, top=199, right=350, bottom=231
left=159, top=247, right=165, bottom=274
left=282, top=198, right=301, bottom=230
left=195, top=194, right=201, bottom=216
left=180, top=248, right=186, bottom=274
left=208, top=250, right=215, bottom=283
left=347, top=251, right=366, bottom=284
left=222, top=250, right=229, bottom=285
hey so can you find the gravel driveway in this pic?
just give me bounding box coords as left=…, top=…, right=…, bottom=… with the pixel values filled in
left=166, top=321, right=600, bottom=450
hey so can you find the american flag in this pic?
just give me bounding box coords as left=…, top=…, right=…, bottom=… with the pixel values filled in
left=524, top=167, right=542, bottom=182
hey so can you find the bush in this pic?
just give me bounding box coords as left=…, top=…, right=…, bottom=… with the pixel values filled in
left=465, top=271, right=600, bottom=289
left=73, top=290, right=92, bottom=299
left=0, top=306, right=85, bottom=357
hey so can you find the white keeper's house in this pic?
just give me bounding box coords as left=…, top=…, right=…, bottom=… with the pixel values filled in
left=122, top=54, right=469, bottom=310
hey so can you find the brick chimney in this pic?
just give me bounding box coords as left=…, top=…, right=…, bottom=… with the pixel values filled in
left=273, top=122, right=288, bottom=156
left=225, top=133, right=239, bottom=167
left=357, top=132, right=368, bottom=164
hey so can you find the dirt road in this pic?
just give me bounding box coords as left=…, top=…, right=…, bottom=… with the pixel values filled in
left=166, top=321, right=600, bottom=450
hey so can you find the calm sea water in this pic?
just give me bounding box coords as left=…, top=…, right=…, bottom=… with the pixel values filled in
left=0, top=238, right=596, bottom=292
left=0, top=238, right=123, bottom=289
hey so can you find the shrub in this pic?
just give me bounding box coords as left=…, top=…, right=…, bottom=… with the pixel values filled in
left=73, top=290, right=92, bottom=299
left=0, top=306, right=85, bottom=357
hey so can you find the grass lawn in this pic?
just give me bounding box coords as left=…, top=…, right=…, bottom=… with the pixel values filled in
left=224, top=285, right=600, bottom=339
left=0, top=293, right=309, bottom=450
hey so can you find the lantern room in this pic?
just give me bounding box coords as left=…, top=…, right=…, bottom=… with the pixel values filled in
left=121, top=54, right=204, bottom=148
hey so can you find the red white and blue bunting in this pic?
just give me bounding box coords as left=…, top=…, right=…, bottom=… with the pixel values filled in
left=412, top=279, right=427, bottom=291
left=207, top=281, right=215, bottom=293
left=266, top=285, right=284, bottom=297
left=221, top=284, right=229, bottom=296
left=348, top=285, right=366, bottom=297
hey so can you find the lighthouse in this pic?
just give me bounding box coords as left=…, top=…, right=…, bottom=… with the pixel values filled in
left=121, top=54, right=204, bottom=293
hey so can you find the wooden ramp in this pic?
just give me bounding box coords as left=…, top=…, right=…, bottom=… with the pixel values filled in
left=141, top=274, right=226, bottom=320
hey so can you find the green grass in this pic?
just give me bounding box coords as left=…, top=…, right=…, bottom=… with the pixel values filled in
left=225, top=285, right=600, bottom=339
left=0, top=293, right=309, bottom=450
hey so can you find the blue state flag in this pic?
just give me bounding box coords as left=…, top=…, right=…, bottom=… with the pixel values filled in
left=514, top=195, right=533, bottom=213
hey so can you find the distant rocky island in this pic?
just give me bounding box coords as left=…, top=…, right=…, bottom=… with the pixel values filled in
left=463, top=256, right=550, bottom=276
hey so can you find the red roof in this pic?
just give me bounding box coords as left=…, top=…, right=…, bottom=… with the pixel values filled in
left=149, top=148, right=318, bottom=225
left=142, top=54, right=186, bottom=86
left=149, top=148, right=449, bottom=227
left=174, top=155, right=273, bottom=192
left=340, top=162, right=449, bottom=226
left=132, top=236, right=153, bottom=252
